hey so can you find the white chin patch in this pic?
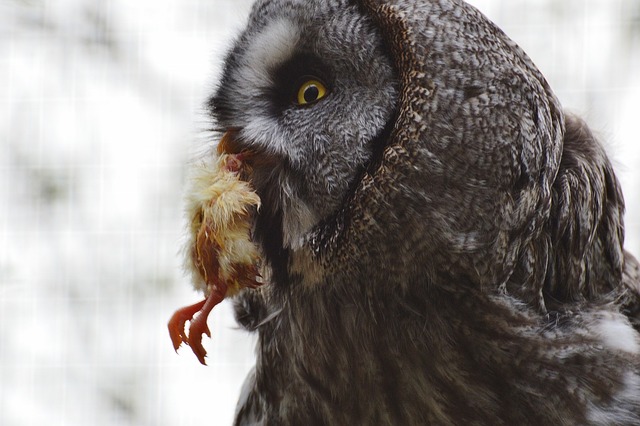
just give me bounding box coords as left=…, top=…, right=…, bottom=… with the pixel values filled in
left=282, top=199, right=318, bottom=250
left=594, top=312, right=640, bottom=354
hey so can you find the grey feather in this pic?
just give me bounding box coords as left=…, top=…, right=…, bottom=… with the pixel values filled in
left=203, top=0, right=640, bottom=424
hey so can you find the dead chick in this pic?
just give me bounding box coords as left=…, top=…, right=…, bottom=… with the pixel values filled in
left=168, top=132, right=261, bottom=365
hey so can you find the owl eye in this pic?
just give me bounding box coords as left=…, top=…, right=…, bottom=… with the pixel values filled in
left=296, top=79, right=327, bottom=105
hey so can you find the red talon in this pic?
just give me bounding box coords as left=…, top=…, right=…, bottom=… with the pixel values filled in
left=168, top=298, right=206, bottom=352
left=167, top=282, right=228, bottom=365
left=186, top=283, right=227, bottom=365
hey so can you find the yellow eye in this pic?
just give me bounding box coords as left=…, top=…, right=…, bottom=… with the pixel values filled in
left=296, top=79, right=327, bottom=105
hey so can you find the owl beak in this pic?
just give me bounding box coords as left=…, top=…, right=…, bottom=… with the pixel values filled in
left=217, top=129, right=262, bottom=169
left=217, top=129, right=246, bottom=156
left=216, top=129, right=278, bottom=169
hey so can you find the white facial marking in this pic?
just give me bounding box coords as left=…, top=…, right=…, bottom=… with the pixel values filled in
left=241, top=18, right=300, bottom=91
left=282, top=192, right=318, bottom=250
left=237, top=19, right=300, bottom=156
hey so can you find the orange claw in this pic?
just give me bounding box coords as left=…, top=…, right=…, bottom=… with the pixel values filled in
left=167, top=282, right=228, bottom=365
left=168, top=298, right=207, bottom=352
left=186, top=283, right=227, bottom=365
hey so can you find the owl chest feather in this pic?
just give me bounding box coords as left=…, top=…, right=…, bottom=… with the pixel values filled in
left=236, top=260, right=640, bottom=426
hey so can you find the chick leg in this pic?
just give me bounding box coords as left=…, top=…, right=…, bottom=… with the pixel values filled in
left=186, top=282, right=228, bottom=365
left=168, top=299, right=206, bottom=352
left=167, top=283, right=228, bottom=365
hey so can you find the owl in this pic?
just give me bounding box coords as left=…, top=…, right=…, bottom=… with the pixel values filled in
left=191, top=0, right=640, bottom=424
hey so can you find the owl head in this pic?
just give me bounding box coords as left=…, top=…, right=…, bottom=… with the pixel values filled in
left=209, top=0, right=626, bottom=312
left=210, top=0, right=398, bottom=253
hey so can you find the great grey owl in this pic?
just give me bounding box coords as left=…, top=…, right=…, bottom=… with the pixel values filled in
left=189, top=0, right=640, bottom=424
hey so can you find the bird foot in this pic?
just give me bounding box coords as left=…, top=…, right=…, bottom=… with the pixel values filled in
left=168, top=298, right=206, bottom=352
left=167, top=284, right=227, bottom=365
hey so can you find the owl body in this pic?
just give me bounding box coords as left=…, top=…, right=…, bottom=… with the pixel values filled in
left=200, top=0, right=640, bottom=424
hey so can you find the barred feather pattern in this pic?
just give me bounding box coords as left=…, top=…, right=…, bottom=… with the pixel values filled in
left=193, top=0, right=640, bottom=424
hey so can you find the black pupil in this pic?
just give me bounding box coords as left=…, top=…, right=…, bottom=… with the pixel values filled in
left=303, top=85, right=319, bottom=103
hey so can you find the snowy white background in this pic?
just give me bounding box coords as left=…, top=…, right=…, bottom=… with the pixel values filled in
left=1, top=0, right=638, bottom=425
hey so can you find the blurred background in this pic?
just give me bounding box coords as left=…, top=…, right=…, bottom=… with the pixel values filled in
left=1, top=0, right=638, bottom=424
